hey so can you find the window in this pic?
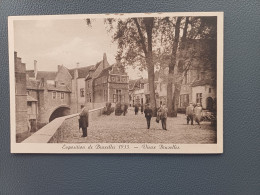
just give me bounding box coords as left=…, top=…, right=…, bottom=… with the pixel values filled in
left=27, top=90, right=30, bottom=95
left=80, top=88, right=84, bottom=97
left=81, top=105, right=84, bottom=109
left=113, top=90, right=122, bottom=102
left=113, top=94, right=116, bottom=103
left=52, top=92, right=56, bottom=99
left=209, top=88, right=212, bottom=93
left=196, top=93, right=202, bottom=104
left=61, top=92, right=64, bottom=99
left=89, top=93, right=92, bottom=102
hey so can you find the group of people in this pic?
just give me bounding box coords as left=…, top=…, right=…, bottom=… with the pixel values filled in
left=143, top=103, right=168, bottom=130
left=186, top=102, right=202, bottom=126
left=78, top=102, right=203, bottom=137
left=134, top=104, right=144, bottom=115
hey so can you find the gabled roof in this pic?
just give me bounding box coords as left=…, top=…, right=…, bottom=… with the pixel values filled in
left=69, top=65, right=95, bottom=79
left=36, top=71, right=56, bottom=80
left=96, top=65, right=113, bottom=78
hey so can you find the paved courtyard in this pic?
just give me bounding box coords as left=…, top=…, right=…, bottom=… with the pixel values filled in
left=60, top=108, right=217, bottom=144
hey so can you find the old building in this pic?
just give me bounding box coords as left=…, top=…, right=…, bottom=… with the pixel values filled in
left=15, top=52, right=129, bottom=140
left=178, top=39, right=216, bottom=110
left=133, top=39, right=216, bottom=111
left=15, top=52, right=28, bottom=136
left=26, top=62, right=71, bottom=128
left=69, top=64, right=94, bottom=113
left=85, top=54, right=129, bottom=108
left=129, top=78, right=148, bottom=106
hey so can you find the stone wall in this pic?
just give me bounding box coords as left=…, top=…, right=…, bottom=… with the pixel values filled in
left=22, top=107, right=105, bottom=143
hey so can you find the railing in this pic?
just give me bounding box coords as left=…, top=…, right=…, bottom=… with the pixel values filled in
left=22, top=107, right=105, bottom=143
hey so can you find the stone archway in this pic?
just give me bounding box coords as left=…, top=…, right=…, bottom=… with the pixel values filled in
left=49, top=106, right=71, bottom=122
left=206, top=97, right=214, bottom=111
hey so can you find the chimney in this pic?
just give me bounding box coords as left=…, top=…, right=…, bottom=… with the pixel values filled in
left=34, top=60, right=37, bottom=78
left=103, top=53, right=109, bottom=69
left=58, top=65, right=62, bottom=71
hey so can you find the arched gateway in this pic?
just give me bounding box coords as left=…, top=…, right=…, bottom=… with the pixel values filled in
left=49, top=105, right=71, bottom=122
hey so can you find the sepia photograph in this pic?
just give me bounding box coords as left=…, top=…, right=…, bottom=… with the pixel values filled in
left=9, top=12, right=223, bottom=153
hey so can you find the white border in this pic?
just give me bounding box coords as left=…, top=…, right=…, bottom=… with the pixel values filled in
left=9, top=12, right=223, bottom=154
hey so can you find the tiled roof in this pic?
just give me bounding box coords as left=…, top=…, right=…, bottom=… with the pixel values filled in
left=27, top=95, right=37, bottom=102
left=26, top=79, right=41, bottom=90
left=46, top=84, right=71, bottom=92
left=97, top=66, right=113, bottom=78
left=69, top=65, right=95, bottom=79
left=36, top=71, right=56, bottom=80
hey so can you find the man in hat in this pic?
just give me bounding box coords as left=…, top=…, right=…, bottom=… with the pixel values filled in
left=194, top=103, right=202, bottom=126
left=144, top=104, right=153, bottom=129
left=79, top=106, right=89, bottom=137
left=186, top=102, right=194, bottom=125
left=158, top=103, right=168, bottom=130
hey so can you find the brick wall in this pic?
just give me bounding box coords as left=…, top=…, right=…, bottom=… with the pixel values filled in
left=15, top=52, right=28, bottom=135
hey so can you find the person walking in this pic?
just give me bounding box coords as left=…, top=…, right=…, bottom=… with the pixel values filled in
left=141, top=104, right=144, bottom=114
left=144, top=104, right=153, bottom=129
left=134, top=104, right=139, bottom=115
left=123, top=104, right=128, bottom=116
left=186, top=102, right=194, bottom=125
left=158, top=103, right=168, bottom=130
left=194, top=103, right=202, bottom=127
left=79, top=106, right=89, bottom=137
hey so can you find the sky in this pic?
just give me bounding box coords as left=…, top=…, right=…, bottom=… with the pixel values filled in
left=14, top=18, right=147, bottom=79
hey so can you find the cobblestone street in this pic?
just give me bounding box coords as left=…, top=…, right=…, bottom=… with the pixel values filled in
left=60, top=108, right=216, bottom=144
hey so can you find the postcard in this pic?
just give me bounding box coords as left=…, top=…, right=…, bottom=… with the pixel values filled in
left=9, top=12, right=223, bottom=153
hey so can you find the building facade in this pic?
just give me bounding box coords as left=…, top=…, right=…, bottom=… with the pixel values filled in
left=85, top=54, right=129, bottom=108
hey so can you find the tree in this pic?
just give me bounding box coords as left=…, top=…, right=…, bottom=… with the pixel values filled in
left=105, top=17, right=158, bottom=113
left=158, top=16, right=217, bottom=116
